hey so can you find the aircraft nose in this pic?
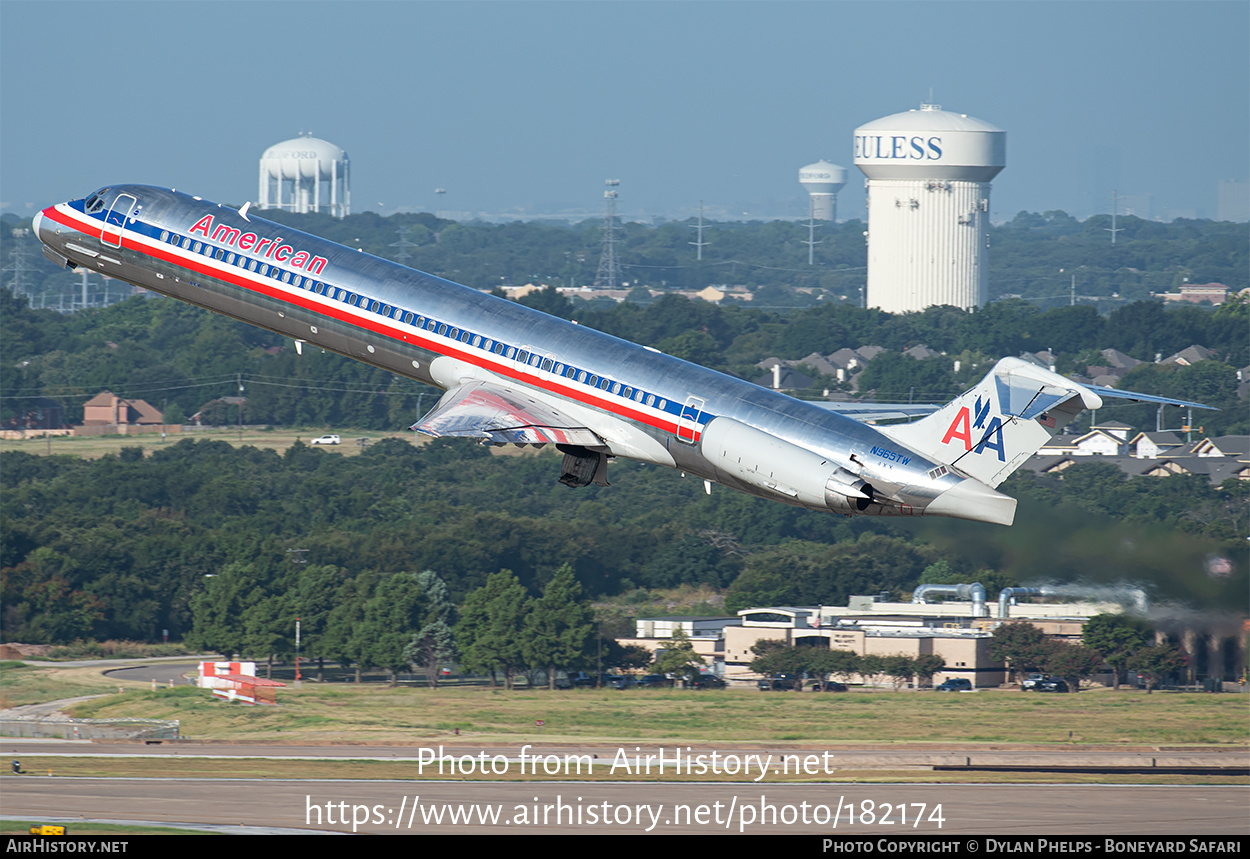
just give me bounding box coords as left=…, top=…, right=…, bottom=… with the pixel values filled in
left=31, top=210, right=43, bottom=239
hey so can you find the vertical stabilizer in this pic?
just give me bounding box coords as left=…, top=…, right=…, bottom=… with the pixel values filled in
left=879, top=357, right=1100, bottom=487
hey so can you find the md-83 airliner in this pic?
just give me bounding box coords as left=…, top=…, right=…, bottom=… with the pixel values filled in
left=33, top=185, right=1208, bottom=526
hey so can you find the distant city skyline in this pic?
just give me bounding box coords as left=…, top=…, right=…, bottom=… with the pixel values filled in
left=2, top=2, right=1246, bottom=224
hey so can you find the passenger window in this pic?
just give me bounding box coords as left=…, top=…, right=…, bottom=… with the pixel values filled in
left=518, top=351, right=530, bottom=363
left=623, top=387, right=633, bottom=399
left=658, top=399, right=667, bottom=410
left=600, top=378, right=611, bottom=390
left=565, top=366, right=577, bottom=378
left=461, top=331, right=472, bottom=343
left=578, top=371, right=587, bottom=383
left=449, top=327, right=460, bottom=339
left=438, top=324, right=448, bottom=336
left=248, top=260, right=258, bottom=272
left=160, top=231, right=169, bottom=242
left=646, top=395, right=655, bottom=406
left=282, top=272, right=291, bottom=283
left=404, top=312, right=415, bottom=324
left=182, top=237, right=193, bottom=249
left=635, top=390, right=644, bottom=402
left=259, top=264, right=269, bottom=277
left=494, top=343, right=505, bottom=355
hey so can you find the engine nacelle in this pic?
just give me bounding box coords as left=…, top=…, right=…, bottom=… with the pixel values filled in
left=699, top=417, right=874, bottom=514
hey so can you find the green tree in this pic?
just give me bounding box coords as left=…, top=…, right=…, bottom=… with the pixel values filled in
left=1041, top=641, right=1104, bottom=693
left=988, top=622, right=1050, bottom=684
left=881, top=654, right=917, bottom=690
left=522, top=565, right=595, bottom=690
left=1128, top=644, right=1188, bottom=693
left=653, top=626, right=706, bottom=685
left=1080, top=614, right=1152, bottom=689
left=456, top=570, right=530, bottom=689
left=362, top=572, right=430, bottom=683
left=913, top=654, right=947, bottom=689
left=403, top=570, right=456, bottom=688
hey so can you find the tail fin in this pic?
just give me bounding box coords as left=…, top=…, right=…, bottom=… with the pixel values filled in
left=878, top=357, right=1100, bottom=487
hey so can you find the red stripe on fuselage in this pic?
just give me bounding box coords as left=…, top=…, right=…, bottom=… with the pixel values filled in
left=43, top=204, right=695, bottom=441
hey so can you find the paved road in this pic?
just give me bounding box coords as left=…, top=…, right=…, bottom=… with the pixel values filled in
left=2, top=739, right=1245, bottom=772
left=4, top=777, right=1246, bottom=835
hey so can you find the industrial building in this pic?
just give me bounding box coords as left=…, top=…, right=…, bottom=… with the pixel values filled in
left=854, top=103, right=1005, bottom=313
left=624, top=584, right=1244, bottom=689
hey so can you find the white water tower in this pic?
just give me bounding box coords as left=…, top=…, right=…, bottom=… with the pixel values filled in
left=259, top=134, right=351, bottom=218
left=854, top=104, right=1005, bottom=313
left=799, top=160, right=848, bottom=221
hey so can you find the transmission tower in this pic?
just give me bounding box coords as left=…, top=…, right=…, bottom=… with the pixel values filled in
left=3, top=228, right=34, bottom=302
left=1105, top=189, right=1123, bottom=245
left=689, top=200, right=709, bottom=261
left=593, top=180, right=620, bottom=288
left=389, top=225, right=420, bottom=264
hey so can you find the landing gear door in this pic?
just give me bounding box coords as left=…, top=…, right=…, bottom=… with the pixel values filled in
left=102, top=194, right=137, bottom=248
left=678, top=395, right=705, bottom=443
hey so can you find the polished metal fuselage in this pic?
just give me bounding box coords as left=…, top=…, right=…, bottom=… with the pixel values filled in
left=35, top=185, right=961, bottom=516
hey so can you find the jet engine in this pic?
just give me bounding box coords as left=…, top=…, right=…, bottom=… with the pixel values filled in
left=699, top=417, right=876, bottom=514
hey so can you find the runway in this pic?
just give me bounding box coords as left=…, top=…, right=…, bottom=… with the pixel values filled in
left=4, top=776, right=1246, bottom=835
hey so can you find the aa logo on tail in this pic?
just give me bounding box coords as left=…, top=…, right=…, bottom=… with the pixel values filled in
left=940, top=396, right=1005, bottom=461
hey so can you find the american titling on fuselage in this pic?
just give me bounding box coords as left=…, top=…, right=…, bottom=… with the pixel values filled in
left=32, top=185, right=1210, bottom=527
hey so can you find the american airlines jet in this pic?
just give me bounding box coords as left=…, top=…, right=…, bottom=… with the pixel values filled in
left=32, top=185, right=1206, bottom=527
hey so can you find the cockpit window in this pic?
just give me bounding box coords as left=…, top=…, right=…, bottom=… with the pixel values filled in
left=84, top=188, right=111, bottom=214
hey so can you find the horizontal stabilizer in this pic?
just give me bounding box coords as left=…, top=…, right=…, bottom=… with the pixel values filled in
left=1082, top=385, right=1215, bottom=411
left=412, top=381, right=602, bottom=447
left=806, top=401, right=941, bottom=422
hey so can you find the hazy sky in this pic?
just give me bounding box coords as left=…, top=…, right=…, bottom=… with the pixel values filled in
left=2, top=1, right=1246, bottom=223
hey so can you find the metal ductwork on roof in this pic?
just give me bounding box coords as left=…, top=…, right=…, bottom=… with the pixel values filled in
left=911, top=582, right=987, bottom=617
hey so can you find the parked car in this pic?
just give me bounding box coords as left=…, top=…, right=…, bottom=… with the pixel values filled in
left=310, top=434, right=340, bottom=445
left=607, top=675, right=635, bottom=689
left=636, top=674, right=672, bottom=688
left=687, top=673, right=725, bottom=689
left=935, top=678, right=973, bottom=692
left=1022, top=673, right=1048, bottom=690
left=813, top=680, right=849, bottom=692
left=1035, top=677, right=1069, bottom=693
left=758, top=674, right=799, bottom=691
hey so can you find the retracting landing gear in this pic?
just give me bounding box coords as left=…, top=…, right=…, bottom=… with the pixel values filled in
left=557, top=444, right=610, bottom=488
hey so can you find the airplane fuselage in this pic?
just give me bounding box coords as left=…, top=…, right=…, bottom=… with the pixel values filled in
left=34, top=184, right=1010, bottom=523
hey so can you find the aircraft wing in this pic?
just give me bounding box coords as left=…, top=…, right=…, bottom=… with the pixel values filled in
left=412, top=380, right=604, bottom=446
left=804, top=401, right=941, bottom=422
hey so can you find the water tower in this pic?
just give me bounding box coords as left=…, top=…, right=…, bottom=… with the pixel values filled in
left=854, top=104, right=1005, bottom=313
left=258, top=134, right=351, bottom=218
left=799, top=160, right=848, bottom=221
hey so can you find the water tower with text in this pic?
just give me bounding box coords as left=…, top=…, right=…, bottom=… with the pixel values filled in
left=854, top=104, right=1005, bottom=313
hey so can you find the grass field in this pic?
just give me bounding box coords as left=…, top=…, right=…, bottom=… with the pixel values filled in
left=54, top=679, right=1250, bottom=747
left=0, top=426, right=416, bottom=459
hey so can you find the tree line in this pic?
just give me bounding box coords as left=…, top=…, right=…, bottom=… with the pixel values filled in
left=2, top=433, right=1244, bottom=645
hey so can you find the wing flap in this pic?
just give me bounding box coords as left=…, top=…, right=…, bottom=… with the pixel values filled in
left=412, top=381, right=603, bottom=447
